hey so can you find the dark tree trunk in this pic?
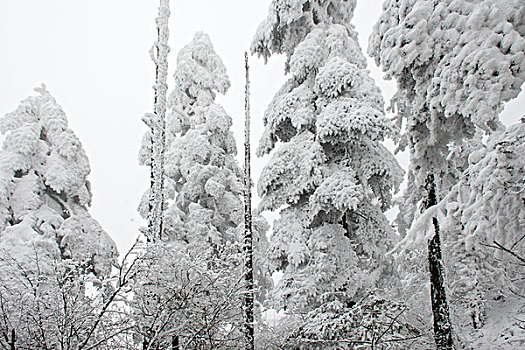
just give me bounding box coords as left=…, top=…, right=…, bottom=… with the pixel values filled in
left=171, top=335, right=179, bottom=350
left=9, top=329, right=16, bottom=350
left=242, top=52, right=255, bottom=350
left=425, top=174, right=453, bottom=349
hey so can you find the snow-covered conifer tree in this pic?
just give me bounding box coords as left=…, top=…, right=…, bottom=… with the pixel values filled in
left=0, top=85, right=117, bottom=276
left=442, top=121, right=524, bottom=347
left=135, top=32, right=270, bottom=349
left=369, top=1, right=525, bottom=348
left=161, top=32, right=242, bottom=252
left=251, top=0, right=403, bottom=314
left=0, top=86, right=118, bottom=348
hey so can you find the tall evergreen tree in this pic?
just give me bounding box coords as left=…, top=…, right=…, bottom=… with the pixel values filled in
left=162, top=32, right=241, bottom=248
left=369, top=0, right=525, bottom=348
left=0, top=86, right=118, bottom=349
left=251, top=0, right=403, bottom=313
left=135, top=32, right=270, bottom=349
left=0, top=85, right=117, bottom=276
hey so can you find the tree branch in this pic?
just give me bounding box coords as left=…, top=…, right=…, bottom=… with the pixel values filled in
left=481, top=240, right=525, bottom=265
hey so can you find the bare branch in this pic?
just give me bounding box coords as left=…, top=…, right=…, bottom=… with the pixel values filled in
left=481, top=240, right=525, bottom=265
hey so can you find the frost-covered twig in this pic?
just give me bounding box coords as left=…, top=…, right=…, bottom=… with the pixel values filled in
left=480, top=240, right=525, bottom=265
left=79, top=239, right=142, bottom=350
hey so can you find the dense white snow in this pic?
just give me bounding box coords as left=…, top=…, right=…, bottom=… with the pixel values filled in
left=252, top=0, right=403, bottom=314
left=0, top=85, right=117, bottom=276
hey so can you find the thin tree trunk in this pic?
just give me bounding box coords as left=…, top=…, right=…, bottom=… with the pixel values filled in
left=171, top=335, right=179, bottom=350
left=9, top=329, right=15, bottom=350
left=425, top=174, right=453, bottom=349
left=146, top=2, right=170, bottom=347
left=148, top=0, right=170, bottom=242
left=243, top=52, right=255, bottom=350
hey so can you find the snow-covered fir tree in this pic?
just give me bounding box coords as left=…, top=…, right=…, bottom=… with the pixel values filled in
left=251, top=0, right=403, bottom=317
left=398, top=120, right=525, bottom=348
left=441, top=121, right=525, bottom=348
left=135, top=32, right=270, bottom=349
left=0, top=85, right=117, bottom=277
left=370, top=0, right=525, bottom=347
left=162, top=31, right=242, bottom=250
left=166, top=31, right=270, bottom=302
left=0, top=86, right=119, bottom=349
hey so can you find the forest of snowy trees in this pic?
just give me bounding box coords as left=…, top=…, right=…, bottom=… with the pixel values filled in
left=0, top=0, right=523, bottom=349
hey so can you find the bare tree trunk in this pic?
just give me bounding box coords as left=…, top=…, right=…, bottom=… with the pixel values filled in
left=9, top=329, right=15, bottom=350
left=171, top=335, right=179, bottom=350
left=425, top=174, right=453, bottom=350
left=148, top=0, right=170, bottom=242
left=243, top=52, right=255, bottom=350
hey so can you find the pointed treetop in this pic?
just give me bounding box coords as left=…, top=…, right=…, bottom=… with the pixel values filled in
left=171, top=32, right=230, bottom=114
left=251, top=0, right=357, bottom=64
left=0, top=87, right=117, bottom=277
left=0, top=86, right=91, bottom=206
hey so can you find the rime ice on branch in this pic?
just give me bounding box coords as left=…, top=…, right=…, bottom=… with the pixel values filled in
left=143, top=0, right=170, bottom=241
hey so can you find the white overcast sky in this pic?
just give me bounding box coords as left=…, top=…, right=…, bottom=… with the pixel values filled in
left=1, top=0, right=523, bottom=254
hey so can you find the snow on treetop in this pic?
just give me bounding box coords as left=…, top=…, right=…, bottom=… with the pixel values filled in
left=0, top=86, right=117, bottom=277
left=0, top=85, right=91, bottom=206
left=170, top=31, right=230, bottom=116
left=257, top=23, right=392, bottom=156
left=290, top=25, right=365, bottom=80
